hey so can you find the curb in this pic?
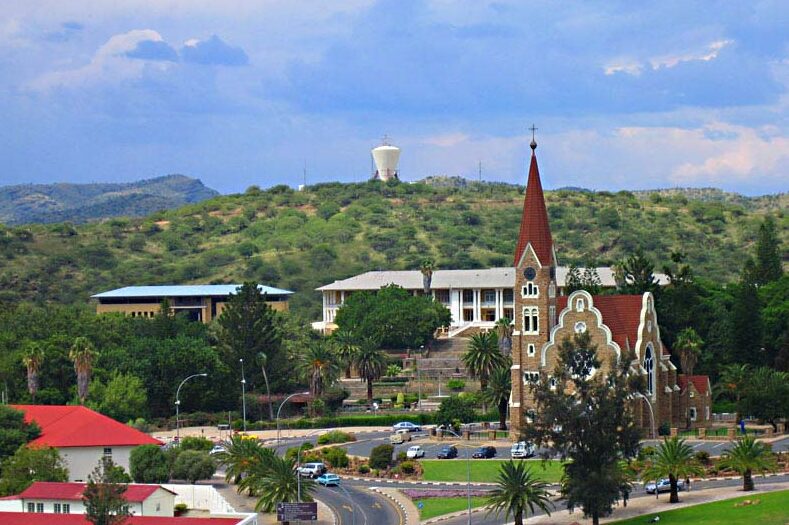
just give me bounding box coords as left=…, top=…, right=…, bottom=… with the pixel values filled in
left=370, top=486, right=413, bottom=524
left=345, top=476, right=497, bottom=486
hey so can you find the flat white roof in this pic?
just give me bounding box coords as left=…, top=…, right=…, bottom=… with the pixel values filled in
left=316, top=267, right=669, bottom=291
left=92, top=284, right=293, bottom=299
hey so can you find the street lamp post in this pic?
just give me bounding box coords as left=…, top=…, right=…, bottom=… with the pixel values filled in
left=240, top=358, right=247, bottom=432
left=175, top=373, right=208, bottom=441
left=276, top=391, right=311, bottom=444
left=634, top=391, right=656, bottom=440
left=442, top=428, right=472, bottom=525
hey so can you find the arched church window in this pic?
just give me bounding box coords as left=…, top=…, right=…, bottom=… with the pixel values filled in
left=576, top=298, right=584, bottom=312
left=644, top=344, right=655, bottom=396
left=523, top=307, right=539, bottom=334
left=522, top=283, right=539, bottom=298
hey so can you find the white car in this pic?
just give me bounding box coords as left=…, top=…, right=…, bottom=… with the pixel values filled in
left=392, top=422, right=421, bottom=432
left=297, top=462, right=327, bottom=478
left=209, top=445, right=225, bottom=455
left=406, top=445, right=425, bottom=459
left=511, top=441, right=536, bottom=459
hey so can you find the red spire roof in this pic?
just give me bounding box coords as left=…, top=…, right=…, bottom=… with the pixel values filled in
left=514, top=150, right=553, bottom=266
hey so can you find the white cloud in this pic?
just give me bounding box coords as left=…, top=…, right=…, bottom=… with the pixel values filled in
left=604, top=60, right=643, bottom=76
left=649, top=39, right=733, bottom=70
left=29, top=29, right=171, bottom=90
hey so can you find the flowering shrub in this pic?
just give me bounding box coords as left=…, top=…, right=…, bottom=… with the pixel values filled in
left=402, top=489, right=491, bottom=499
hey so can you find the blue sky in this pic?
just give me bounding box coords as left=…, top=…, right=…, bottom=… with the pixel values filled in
left=1, top=1, right=787, bottom=195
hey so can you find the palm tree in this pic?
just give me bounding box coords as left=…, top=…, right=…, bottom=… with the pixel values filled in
left=21, top=342, right=45, bottom=402
left=298, top=340, right=339, bottom=404
left=462, top=332, right=505, bottom=406
left=69, top=336, right=97, bottom=404
left=641, top=437, right=703, bottom=503
left=420, top=259, right=435, bottom=296
left=483, top=360, right=512, bottom=430
left=244, top=455, right=315, bottom=513
left=353, top=338, right=386, bottom=406
left=675, top=327, right=703, bottom=429
left=257, top=352, right=274, bottom=420
left=215, top=434, right=274, bottom=487
left=332, top=330, right=359, bottom=379
left=494, top=317, right=513, bottom=356
left=718, top=364, right=750, bottom=423
left=718, top=436, right=777, bottom=491
left=486, top=460, right=553, bottom=525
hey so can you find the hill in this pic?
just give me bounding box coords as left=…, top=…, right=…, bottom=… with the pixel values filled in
left=0, top=175, right=220, bottom=224
left=0, top=180, right=786, bottom=320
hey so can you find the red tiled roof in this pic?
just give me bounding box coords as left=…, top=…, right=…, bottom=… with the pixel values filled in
left=514, top=151, right=553, bottom=266
left=557, top=294, right=643, bottom=352
left=0, top=513, right=241, bottom=525
left=18, top=482, right=174, bottom=502
left=678, top=375, right=710, bottom=395
left=10, top=405, right=162, bottom=448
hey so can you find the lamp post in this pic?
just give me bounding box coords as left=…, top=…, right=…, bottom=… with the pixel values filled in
left=175, top=373, right=208, bottom=441
left=240, top=359, right=247, bottom=432
left=634, top=391, right=656, bottom=440
left=442, top=428, right=472, bottom=525
left=276, top=391, right=310, bottom=444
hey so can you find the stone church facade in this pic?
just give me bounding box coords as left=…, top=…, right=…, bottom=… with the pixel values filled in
left=509, top=139, right=710, bottom=438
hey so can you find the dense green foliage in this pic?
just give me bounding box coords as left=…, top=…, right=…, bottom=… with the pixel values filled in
left=0, top=446, right=68, bottom=496
left=83, top=459, right=131, bottom=525
left=0, top=405, right=40, bottom=461
left=641, top=437, right=704, bottom=503
left=485, top=461, right=553, bottom=525
left=171, top=450, right=216, bottom=484
left=435, top=396, right=477, bottom=429
left=129, top=444, right=169, bottom=483
left=369, top=444, right=395, bottom=470
left=718, top=436, right=777, bottom=491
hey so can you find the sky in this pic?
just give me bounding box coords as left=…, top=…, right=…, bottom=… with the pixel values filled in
left=0, top=1, right=788, bottom=195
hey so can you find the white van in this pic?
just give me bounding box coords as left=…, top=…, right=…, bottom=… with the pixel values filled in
left=510, top=441, right=535, bottom=459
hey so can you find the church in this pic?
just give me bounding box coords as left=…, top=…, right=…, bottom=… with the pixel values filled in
left=509, top=137, right=710, bottom=437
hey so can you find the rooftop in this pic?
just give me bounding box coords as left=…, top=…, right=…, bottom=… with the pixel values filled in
left=11, top=405, right=162, bottom=448
left=92, top=284, right=293, bottom=299
left=18, top=482, right=175, bottom=502
left=679, top=375, right=710, bottom=395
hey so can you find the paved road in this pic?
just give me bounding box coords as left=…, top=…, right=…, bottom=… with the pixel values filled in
left=316, top=482, right=406, bottom=525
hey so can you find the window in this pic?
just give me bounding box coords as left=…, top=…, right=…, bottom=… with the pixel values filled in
left=27, top=503, right=34, bottom=513
left=548, top=282, right=556, bottom=298
left=523, top=307, right=539, bottom=334
left=705, top=406, right=710, bottom=420
left=54, top=503, right=61, bottom=513
left=483, top=290, right=495, bottom=303
left=503, top=289, right=514, bottom=303
left=63, top=504, right=70, bottom=514
left=574, top=321, right=587, bottom=334
left=549, top=306, right=556, bottom=327
left=647, top=320, right=652, bottom=333
left=689, top=390, right=695, bottom=398
left=523, top=371, right=540, bottom=384
left=103, top=447, right=112, bottom=457
left=643, top=345, right=655, bottom=396
left=522, top=282, right=539, bottom=298
left=549, top=377, right=557, bottom=390
left=36, top=503, right=44, bottom=513
left=689, top=407, right=697, bottom=421
left=576, top=298, right=584, bottom=312
left=462, top=290, right=474, bottom=303
left=527, top=344, right=535, bottom=357
left=122, top=505, right=130, bottom=514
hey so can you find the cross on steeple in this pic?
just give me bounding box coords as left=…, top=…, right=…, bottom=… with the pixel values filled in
left=381, top=134, right=390, bottom=145
left=529, top=124, right=538, bottom=151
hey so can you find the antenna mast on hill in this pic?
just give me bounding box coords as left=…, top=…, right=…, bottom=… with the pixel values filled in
left=303, top=160, right=307, bottom=188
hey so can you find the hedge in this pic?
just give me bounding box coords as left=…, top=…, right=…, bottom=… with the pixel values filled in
left=232, top=411, right=500, bottom=431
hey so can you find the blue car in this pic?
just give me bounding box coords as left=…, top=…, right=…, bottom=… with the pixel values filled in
left=317, top=473, right=341, bottom=486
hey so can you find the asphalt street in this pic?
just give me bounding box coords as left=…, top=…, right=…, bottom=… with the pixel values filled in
left=316, top=482, right=405, bottom=525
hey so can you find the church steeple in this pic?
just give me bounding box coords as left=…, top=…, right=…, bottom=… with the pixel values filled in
left=513, top=136, right=553, bottom=266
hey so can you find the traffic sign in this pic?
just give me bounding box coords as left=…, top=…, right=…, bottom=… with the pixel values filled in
left=277, top=502, right=317, bottom=522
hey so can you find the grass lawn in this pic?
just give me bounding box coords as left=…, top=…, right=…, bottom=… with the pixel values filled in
left=419, top=459, right=563, bottom=483
left=611, top=490, right=789, bottom=524
left=416, top=496, right=489, bottom=520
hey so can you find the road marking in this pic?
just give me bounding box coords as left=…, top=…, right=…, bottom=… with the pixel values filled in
left=343, top=504, right=353, bottom=512
left=712, top=443, right=726, bottom=449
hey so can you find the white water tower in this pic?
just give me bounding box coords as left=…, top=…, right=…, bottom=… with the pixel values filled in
left=371, top=136, right=400, bottom=181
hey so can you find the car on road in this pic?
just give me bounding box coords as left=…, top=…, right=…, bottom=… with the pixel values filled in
left=472, top=446, right=497, bottom=459
left=209, top=445, right=225, bottom=455
left=392, top=422, right=421, bottom=432
left=437, top=445, right=458, bottom=459
left=316, top=473, right=341, bottom=486
left=645, top=478, right=685, bottom=494
left=511, top=441, right=536, bottom=459
left=297, top=462, right=327, bottom=478
left=389, top=429, right=413, bottom=444
left=406, top=445, right=425, bottom=459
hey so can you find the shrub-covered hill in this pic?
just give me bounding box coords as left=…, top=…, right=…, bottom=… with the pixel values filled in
left=0, top=180, right=786, bottom=320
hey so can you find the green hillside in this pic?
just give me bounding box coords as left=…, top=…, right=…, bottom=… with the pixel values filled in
left=0, top=180, right=786, bottom=320
left=0, top=174, right=219, bottom=224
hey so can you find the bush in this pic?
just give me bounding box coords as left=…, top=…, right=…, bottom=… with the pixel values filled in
left=436, top=396, right=476, bottom=428
left=174, top=503, right=188, bottom=515
left=179, top=436, right=213, bottom=452
left=357, top=464, right=370, bottom=474
left=317, top=430, right=356, bottom=445
left=285, top=442, right=314, bottom=461
left=695, top=450, right=711, bottom=465
left=369, top=444, right=394, bottom=470
left=396, top=451, right=407, bottom=462
left=171, top=451, right=216, bottom=484
left=399, top=461, right=416, bottom=475
left=130, top=445, right=169, bottom=483
left=447, top=379, right=465, bottom=391
left=638, top=446, right=656, bottom=461
left=658, top=422, right=671, bottom=436
left=322, top=447, right=349, bottom=469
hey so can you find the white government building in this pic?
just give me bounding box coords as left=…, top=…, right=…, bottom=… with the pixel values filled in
left=313, top=267, right=669, bottom=335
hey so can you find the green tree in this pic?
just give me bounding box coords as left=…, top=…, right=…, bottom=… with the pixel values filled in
left=21, top=341, right=45, bottom=402
left=369, top=444, right=394, bottom=470
left=485, top=461, right=553, bottom=525
left=753, top=216, right=783, bottom=285
left=494, top=317, right=513, bottom=357
left=565, top=264, right=602, bottom=295
left=463, top=331, right=505, bottom=393
left=70, top=336, right=98, bottom=404
left=435, top=396, right=476, bottom=430
left=0, top=446, right=68, bottom=496
left=83, top=458, right=130, bottom=525
left=299, top=339, right=339, bottom=403
left=718, top=364, right=750, bottom=422
left=243, top=455, right=314, bottom=513
left=615, top=248, right=659, bottom=295
left=214, top=434, right=274, bottom=487
left=217, top=282, right=282, bottom=392
left=523, top=332, right=641, bottom=525
left=353, top=339, right=386, bottom=406
left=641, top=437, right=703, bottom=503
left=718, top=436, right=777, bottom=491
left=179, top=436, right=214, bottom=452
left=727, top=266, right=764, bottom=365
left=171, top=450, right=216, bottom=484
left=483, top=360, right=512, bottom=431
left=130, top=445, right=169, bottom=483
left=332, top=330, right=359, bottom=379
left=0, top=405, right=40, bottom=461
left=675, top=327, right=703, bottom=429
left=739, top=367, right=789, bottom=432
left=92, top=373, right=148, bottom=422
left=420, top=259, right=435, bottom=295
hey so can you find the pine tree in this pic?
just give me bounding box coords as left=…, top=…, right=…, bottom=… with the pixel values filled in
left=727, top=264, right=764, bottom=366
left=83, top=458, right=130, bottom=525
left=754, top=216, right=783, bottom=285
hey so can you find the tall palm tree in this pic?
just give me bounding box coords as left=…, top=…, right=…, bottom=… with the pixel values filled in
left=332, top=330, right=359, bottom=379
left=215, top=434, right=275, bottom=487
left=486, top=460, right=553, bottom=525
left=420, top=259, right=435, bottom=296
left=257, top=352, right=274, bottom=420
left=22, top=342, right=45, bottom=402
left=483, top=360, right=512, bottom=430
left=718, top=364, right=749, bottom=423
left=242, top=455, right=315, bottom=513
left=298, top=340, right=339, bottom=403
left=353, top=338, right=386, bottom=406
left=463, top=331, right=505, bottom=399
left=675, top=327, right=703, bottom=429
left=494, top=317, right=513, bottom=356
left=69, top=336, right=97, bottom=404
left=718, top=435, right=777, bottom=491
left=641, top=437, right=703, bottom=503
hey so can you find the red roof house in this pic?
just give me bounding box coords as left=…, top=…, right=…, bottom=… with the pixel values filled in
left=18, top=482, right=175, bottom=502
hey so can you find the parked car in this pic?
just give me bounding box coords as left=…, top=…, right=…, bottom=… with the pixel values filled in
left=297, top=462, right=327, bottom=478
left=645, top=478, right=685, bottom=494
left=406, top=446, right=425, bottom=459
left=472, top=446, right=497, bottom=459
left=392, top=422, right=421, bottom=432
left=390, top=431, right=412, bottom=444
left=209, top=445, right=225, bottom=455
left=510, top=441, right=536, bottom=459
left=437, top=445, right=458, bottom=459
left=316, top=473, right=341, bottom=487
